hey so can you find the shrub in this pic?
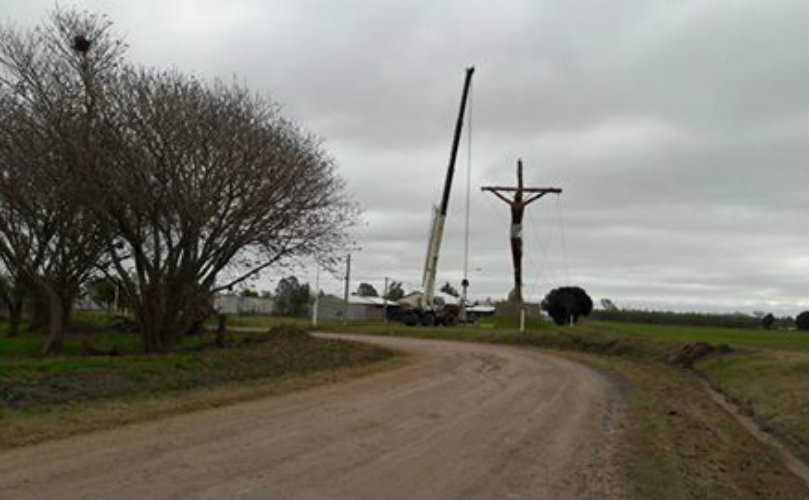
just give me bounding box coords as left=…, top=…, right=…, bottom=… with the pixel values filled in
left=796, top=311, right=809, bottom=331
left=541, top=286, right=593, bottom=326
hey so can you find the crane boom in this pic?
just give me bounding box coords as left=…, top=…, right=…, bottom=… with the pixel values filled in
left=422, top=66, right=475, bottom=308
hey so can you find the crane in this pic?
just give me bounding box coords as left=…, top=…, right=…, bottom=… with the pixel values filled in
left=398, top=66, right=475, bottom=326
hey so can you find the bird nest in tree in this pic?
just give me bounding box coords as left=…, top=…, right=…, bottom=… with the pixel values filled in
left=71, top=34, right=91, bottom=53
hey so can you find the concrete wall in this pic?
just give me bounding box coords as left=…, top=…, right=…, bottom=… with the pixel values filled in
left=315, top=295, right=389, bottom=322
left=214, top=295, right=275, bottom=315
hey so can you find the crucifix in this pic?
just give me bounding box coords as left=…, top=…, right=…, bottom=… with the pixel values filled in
left=481, top=159, right=562, bottom=328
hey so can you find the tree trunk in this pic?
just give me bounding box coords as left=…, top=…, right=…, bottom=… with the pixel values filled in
left=60, top=295, right=73, bottom=336
left=135, top=281, right=210, bottom=353
left=38, top=280, right=65, bottom=355
left=137, top=294, right=179, bottom=353
left=137, top=304, right=164, bottom=353
left=7, top=292, right=24, bottom=337
left=215, top=313, right=227, bottom=347
left=27, top=287, right=51, bottom=333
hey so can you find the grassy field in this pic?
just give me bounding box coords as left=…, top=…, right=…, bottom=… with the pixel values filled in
left=0, top=310, right=143, bottom=357
left=0, top=314, right=399, bottom=448
left=591, top=321, right=809, bottom=352
left=576, top=353, right=807, bottom=499
left=586, top=321, right=809, bottom=465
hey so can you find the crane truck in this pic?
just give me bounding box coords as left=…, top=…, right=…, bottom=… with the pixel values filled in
left=396, top=67, right=474, bottom=326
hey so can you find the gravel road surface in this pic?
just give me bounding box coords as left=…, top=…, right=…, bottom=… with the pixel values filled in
left=0, top=334, right=627, bottom=500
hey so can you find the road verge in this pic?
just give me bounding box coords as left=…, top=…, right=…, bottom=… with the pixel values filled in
left=0, top=327, right=404, bottom=448
left=316, top=324, right=809, bottom=499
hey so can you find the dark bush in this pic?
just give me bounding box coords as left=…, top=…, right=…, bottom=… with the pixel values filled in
left=797, top=311, right=809, bottom=331
left=589, top=309, right=761, bottom=329
left=541, top=286, right=593, bottom=326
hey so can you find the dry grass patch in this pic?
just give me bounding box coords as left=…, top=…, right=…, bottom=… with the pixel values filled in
left=562, top=353, right=808, bottom=499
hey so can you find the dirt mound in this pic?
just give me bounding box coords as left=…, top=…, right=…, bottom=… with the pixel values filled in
left=669, top=342, right=733, bottom=369
left=265, top=324, right=313, bottom=343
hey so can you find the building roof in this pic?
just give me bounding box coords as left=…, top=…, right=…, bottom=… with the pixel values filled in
left=348, top=296, right=398, bottom=306
left=346, top=293, right=491, bottom=310
left=402, top=291, right=475, bottom=306
left=467, top=305, right=496, bottom=313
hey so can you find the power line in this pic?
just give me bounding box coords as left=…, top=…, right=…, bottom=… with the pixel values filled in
left=461, top=76, right=474, bottom=320
left=557, top=195, right=570, bottom=284
left=525, top=192, right=563, bottom=299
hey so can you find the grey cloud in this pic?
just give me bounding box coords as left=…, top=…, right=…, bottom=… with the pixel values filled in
left=2, top=0, right=806, bottom=313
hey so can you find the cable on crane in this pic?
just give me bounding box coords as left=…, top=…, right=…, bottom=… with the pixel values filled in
left=463, top=78, right=473, bottom=286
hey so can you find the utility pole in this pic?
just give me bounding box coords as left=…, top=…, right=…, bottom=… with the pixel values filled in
left=460, top=277, right=469, bottom=323
left=481, top=159, right=562, bottom=332
left=383, top=277, right=389, bottom=325
left=342, top=254, right=351, bottom=324
left=312, top=264, right=320, bottom=327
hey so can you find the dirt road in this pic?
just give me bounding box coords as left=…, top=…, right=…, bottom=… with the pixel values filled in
left=0, top=334, right=627, bottom=500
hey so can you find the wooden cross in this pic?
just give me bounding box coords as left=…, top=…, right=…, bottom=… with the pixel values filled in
left=481, top=159, right=562, bottom=307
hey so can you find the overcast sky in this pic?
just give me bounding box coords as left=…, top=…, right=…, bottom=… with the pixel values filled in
left=3, top=0, right=807, bottom=314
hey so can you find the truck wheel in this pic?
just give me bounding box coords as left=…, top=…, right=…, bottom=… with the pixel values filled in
left=402, top=311, right=418, bottom=326
left=420, top=312, right=435, bottom=326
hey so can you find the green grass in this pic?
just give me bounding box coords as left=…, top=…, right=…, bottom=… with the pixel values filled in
left=221, top=314, right=294, bottom=328
left=590, top=321, right=809, bottom=352
left=0, top=330, right=394, bottom=412
left=588, top=354, right=809, bottom=499
left=71, top=310, right=118, bottom=328
left=699, top=351, right=809, bottom=461
left=0, top=313, right=401, bottom=449
left=578, top=321, right=809, bottom=463
left=0, top=331, right=146, bottom=358
left=0, top=352, right=406, bottom=450
left=0, top=311, right=132, bottom=357
left=0, top=314, right=399, bottom=439
left=0, top=311, right=214, bottom=358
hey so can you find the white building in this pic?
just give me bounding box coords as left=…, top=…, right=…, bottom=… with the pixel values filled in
left=214, top=294, right=275, bottom=315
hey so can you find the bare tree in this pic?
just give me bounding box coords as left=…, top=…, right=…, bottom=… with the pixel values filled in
left=357, top=282, right=378, bottom=297
left=1, top=9, right=356, bottom=353
left=384, top=281, right=404, bottom=301
left=0, top=272, right=25, bottom=336
left=273, top=276, right=312, bottom=318
left=91, top=69, right=357, bottom=351
left=440, top=282, right=459, bottom=298
left=0, top=10, right=122, bottom=353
